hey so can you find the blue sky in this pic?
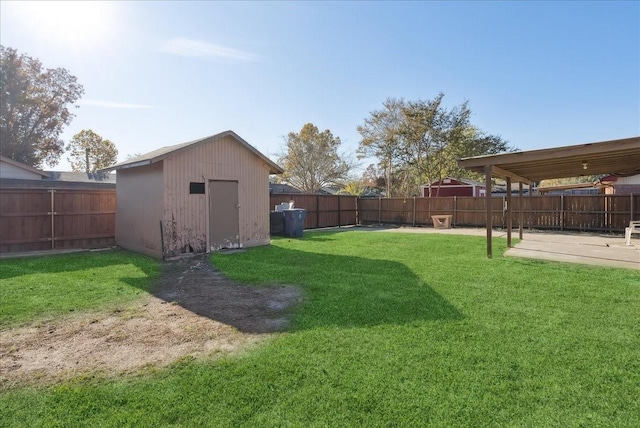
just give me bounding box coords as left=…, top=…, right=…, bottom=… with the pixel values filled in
left=2, top=1, right=638, bottom=172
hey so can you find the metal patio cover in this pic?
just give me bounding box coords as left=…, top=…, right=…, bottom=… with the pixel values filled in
left=457, top=136, right=640, bottom=184
left=456, top=136, right=640, bottom=258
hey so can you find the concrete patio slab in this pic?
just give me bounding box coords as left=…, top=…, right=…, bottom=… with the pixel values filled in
left=504, top=231, right=639, bottom=270
left=324, top=225, right=640, bottom=270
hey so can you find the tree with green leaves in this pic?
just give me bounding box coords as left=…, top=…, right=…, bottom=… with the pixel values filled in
left=358, top=94, right=513, bottom=197
left=0, top=45, right=84, bottom=167
left=67, top=129, right=118, bottom=172
left=279, top=123, right=352, bottom=194
left=356, top=97, right=406, bottom=197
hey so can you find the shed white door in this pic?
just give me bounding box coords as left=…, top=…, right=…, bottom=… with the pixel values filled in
left=209, top=180, right=239, bottom=250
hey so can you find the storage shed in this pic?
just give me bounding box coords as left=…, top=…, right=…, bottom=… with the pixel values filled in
left=101, top=131, right=283, bottom=259
left=421, top=177, right=486, bottom=197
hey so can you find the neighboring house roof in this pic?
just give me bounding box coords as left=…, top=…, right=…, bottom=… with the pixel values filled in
left=0, top=169, right=116, bottom=189
left=360, top=187, right=383, bottom=197
left=269, top=183, right=301, bottom=194
left=44, top=171, right=116, bottom=184
left=0, top=156, right=116, bottom=189
left=100, top=130, right=284, bottom=174
left=319, top=186, right=341, bottom=195
left=0, top=155, right=50, bottom=178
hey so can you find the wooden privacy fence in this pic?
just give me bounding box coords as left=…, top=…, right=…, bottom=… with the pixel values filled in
left=270, top=194, right=358, bottom=229
left=0, top=188, right=116, bottom=253
left=272, top=194, right=639, bottom=233
left=1, top=191, right=635, bottom=254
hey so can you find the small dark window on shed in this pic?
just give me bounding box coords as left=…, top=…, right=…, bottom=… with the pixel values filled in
left=190, top=182, right=205, bottom=194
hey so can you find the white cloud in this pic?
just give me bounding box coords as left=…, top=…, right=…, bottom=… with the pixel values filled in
left=78, top=100, right=154, bottom=109
left=159, top=37, right=259, bottom=61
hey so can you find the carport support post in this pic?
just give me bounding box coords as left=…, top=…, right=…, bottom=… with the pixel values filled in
left=485, top=164, right=493, bottom=258
left=506, top=177, right=512, bottom=248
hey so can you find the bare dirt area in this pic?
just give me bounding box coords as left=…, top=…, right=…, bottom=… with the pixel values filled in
left=0, top=253, right=303, bottom=387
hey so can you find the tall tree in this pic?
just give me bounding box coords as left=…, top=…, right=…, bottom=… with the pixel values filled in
left=67, top=129, right=118, bottom=172
left=279, top=123, right=352, bottom=193
left=0, top=46, right=84, bottom=167
left=400, top=94, right=477, bottom=196
left=357, top=97, right=406, bottom=197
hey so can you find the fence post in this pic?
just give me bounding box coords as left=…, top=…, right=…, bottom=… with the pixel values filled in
left=528, top=186, right=533, bottom=230
left=316, top=195, right=320, bottom=228
left=338, top=196, right=341, bottom=228
left=413, top=196, right=416, bottom=227
left=502, top=196, right=506, bottom=229
left=560, top=194, right=564, bottom=231
left=519, top=182, right=524, bottom=239
left=378, top=196, right=382, bottom=225
left=453, top=196, right=457, bottom=227
left=49, top=189, right=55, bottom=250
left=604, top=195, right=609, bottom=233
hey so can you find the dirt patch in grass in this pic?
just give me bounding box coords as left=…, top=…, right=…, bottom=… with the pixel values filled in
left=0, top=253, right=302, bottom=387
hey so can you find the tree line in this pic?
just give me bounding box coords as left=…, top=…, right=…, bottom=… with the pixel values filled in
left=2, top=45, right=511, bottom=189
left=1, top=46, right=117, bottom=173
left=279, top=95, right=513, bottom=196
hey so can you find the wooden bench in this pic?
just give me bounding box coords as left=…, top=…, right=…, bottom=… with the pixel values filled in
left=625, top=220, right=640, bottom=246
left=432, top=215, right=453, bottom=229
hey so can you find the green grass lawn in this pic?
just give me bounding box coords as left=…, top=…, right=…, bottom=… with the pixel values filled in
left=0, top=250, right=160, bottom=327
left=2, top=231, right=639, bottom=427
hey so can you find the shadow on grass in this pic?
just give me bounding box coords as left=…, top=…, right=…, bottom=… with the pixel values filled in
left=149, top=253, right=303, bottom=334
left=0, top=242, right=461, bottom=332
left=209, top=244, right=463, bottom=331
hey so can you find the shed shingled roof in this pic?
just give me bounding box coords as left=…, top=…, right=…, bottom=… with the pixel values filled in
left=100, top=130, right=284, bottom=174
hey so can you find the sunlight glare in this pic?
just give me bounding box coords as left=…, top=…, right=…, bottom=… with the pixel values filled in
left=9, top=1, right=117, bottom=50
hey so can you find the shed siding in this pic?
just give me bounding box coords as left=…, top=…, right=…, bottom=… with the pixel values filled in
left=162, top=135, right=270, bottom=256
left=115, top=162, right=163, bottom=258
left=429, top=186, right=474, bottom=197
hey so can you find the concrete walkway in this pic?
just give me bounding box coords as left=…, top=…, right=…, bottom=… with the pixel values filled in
left=339, top=225, right=640, bottom=270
